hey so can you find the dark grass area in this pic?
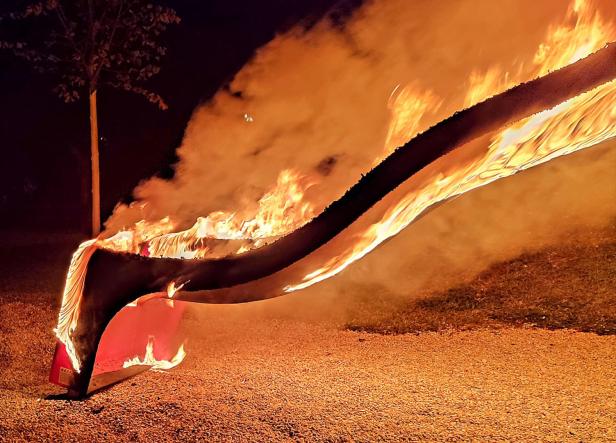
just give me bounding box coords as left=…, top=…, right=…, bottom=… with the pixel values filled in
left=0, top=231, right=85, bottom=391
left=0, top=231, right=85, bottom=306
left=345, top=224, right=616, bottom=335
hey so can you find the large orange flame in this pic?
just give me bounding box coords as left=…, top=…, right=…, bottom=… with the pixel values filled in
left=103, top=167, right=316, bottom=259
left=284, top=0, right=616, bottom=292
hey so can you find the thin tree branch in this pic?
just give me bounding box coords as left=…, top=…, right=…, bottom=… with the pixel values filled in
left=55, top=3, right=88, bottom=73
left=87, top=0, right=95, bottom=87
left=92, top=0, right=124, bottom=85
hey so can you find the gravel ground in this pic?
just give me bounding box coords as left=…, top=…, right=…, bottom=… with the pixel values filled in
left=0, top=232, right=615, bottom=441
left=1, top=307, right=615, bottom=441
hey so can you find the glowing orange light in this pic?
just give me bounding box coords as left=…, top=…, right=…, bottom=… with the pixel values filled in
left=55, top=0, right=616, bottom=372
left=122, top=336, right=186, bottom=371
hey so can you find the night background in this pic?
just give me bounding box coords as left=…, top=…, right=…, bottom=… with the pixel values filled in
left=0, top=0, right=357, bottom=231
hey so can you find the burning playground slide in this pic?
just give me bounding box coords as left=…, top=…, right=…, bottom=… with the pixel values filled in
left=48, top=0, right=616, bottom=398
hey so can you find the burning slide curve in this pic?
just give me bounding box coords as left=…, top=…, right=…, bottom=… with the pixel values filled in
left=49, top=42, right=616, bottom=398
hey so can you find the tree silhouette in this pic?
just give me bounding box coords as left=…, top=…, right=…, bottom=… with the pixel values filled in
left=1, top=0, right=180, bottom=235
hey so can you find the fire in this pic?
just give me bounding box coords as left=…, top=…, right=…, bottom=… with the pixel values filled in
left=465, top=68, right=514, bottom=108
left=121, top=168, right=316, bottom=259
left=55, top=168, right=315, bottom=370
left=55, top=0, right=616, bottom=373
left=122, top=336, right=187, bottom=371
left=54, top=239, right=98, bottom=372
left=379, top=84, right=441, bottom=162
left=164, top=281, right=185, bottom=308
left=534, top=0, right=611, bottom=76
left=284, top=0, right=616, bottom=292
left=166, top=281, right=184, bottom=297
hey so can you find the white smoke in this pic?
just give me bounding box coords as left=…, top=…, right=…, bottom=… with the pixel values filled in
left=104, top=0, right=616, bottom=316
left=107, top=0, right=614, bottom=231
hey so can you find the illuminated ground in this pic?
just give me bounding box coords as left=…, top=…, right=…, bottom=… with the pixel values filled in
left=0, top=231, right=614, bottom=441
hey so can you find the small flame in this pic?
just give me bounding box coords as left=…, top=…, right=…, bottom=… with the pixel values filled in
left=465, top=68, right=514, bottom=107
left=379, top=84, right=441, bottom=162
left=122, top=336, right=186, bottom=371
left=164, top=281, right=185, bottom=307
left=166, top=281, right=184, bottom=297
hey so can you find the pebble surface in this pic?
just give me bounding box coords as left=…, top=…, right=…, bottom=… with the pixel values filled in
left=1, top=304, right=615, bottom=442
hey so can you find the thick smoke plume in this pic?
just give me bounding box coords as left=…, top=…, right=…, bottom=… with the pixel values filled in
left=105, top=0, right=616, bottom=319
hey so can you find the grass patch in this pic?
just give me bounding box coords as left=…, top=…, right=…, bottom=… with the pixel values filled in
left=346, top=226, right=616, bottom=335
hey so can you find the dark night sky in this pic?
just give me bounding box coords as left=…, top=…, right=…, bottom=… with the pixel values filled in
left=0, top=0, right=359, bottom=232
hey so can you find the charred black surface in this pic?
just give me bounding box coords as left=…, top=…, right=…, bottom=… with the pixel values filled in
left=66, top=43, right=616, bottom=397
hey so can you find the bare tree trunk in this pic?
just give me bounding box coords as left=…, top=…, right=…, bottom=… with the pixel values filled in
left=89, top=90, right=100, bottom=236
